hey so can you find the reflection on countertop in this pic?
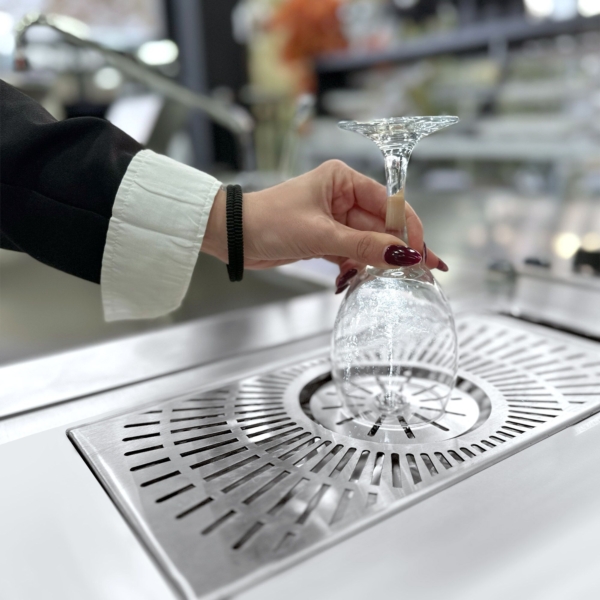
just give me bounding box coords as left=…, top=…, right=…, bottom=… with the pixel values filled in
left=0, top=250, right=325, bottom=366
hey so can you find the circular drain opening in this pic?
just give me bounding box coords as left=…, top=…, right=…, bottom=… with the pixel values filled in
left=329, top=365, right=455, bottom=429
left=300, top=372, right=492, bottom=444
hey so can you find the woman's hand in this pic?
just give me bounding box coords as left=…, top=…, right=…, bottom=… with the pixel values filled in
left=201, top=160, right=447, bottom=290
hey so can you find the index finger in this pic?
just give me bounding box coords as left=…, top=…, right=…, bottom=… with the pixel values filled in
left=347, top=168, right=388, bottom=221
left=348, top=166, right=426, bottom=254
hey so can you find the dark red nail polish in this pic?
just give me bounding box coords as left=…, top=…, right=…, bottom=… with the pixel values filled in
left=335, top=284, right=349, bottom=295
left=335, top=268, right=357, bottom=289
left=423, top=242, right=428, bottom=262
left=384, top=245, right=422, bottom=267
left=437, top=258, right=449, bottom=272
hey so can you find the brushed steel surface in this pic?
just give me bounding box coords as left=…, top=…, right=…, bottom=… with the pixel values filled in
left=0, top=335, right=330, bottom=446
left=70, top=313, right=600, bottom=600
left=509, top=269, right=600, bottom=339
left=0, top=293, right=342, bottom=420
left=238, top=414, right=600, bottom=600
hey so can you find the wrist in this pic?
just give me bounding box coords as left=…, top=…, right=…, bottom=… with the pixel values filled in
left=200, top=185, right=228, bottom=262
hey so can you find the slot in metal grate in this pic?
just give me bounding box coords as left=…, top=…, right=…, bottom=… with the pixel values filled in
left=69, top=314, right=600, bottom=600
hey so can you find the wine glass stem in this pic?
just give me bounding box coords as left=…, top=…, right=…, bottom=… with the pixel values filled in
left=383, top=150, right=411, bottom=245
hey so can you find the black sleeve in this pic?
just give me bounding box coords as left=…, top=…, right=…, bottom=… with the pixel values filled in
left=0, top=79, right=143, bottom=283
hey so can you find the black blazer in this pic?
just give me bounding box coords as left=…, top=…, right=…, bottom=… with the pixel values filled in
left=0, top=79, right=143, bottom=283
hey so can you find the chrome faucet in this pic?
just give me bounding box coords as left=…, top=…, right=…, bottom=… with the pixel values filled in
left=14, top=12, right=256, bottom=171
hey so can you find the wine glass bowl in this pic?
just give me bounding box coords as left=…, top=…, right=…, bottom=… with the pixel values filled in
left=331, top=116, right=459, bottom=431
left=332, top=264, right=457, bottom=429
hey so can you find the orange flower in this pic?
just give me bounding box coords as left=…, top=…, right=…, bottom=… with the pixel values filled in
left=271, top=0, right=348, bottom=62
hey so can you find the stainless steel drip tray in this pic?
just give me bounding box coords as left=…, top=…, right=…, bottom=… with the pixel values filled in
left=69, top=313, right=600, bottom=600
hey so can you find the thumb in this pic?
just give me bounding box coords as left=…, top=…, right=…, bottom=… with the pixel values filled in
left=324, top=223, right=422, bottom=268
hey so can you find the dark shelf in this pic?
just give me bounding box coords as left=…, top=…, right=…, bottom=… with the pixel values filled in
left=316, top=14, right=600, bottom=73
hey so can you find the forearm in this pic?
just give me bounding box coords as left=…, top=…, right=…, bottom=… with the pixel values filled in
left=1, top=80, right=222, bottom=322
left=0, top=79, right=142, bottom=282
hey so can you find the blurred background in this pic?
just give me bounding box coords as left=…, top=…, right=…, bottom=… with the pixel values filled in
left=1, top=0, right=599, bottom=364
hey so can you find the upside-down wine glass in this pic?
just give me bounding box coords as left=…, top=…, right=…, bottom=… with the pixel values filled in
left=331, top=116, right=460, bottom=432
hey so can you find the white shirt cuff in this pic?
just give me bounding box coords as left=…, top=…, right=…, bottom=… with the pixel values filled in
left=101, top=149, right=221, bottom=322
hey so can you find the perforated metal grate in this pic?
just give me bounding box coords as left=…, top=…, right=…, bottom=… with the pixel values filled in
left=69, top=314, right=600, bottom=600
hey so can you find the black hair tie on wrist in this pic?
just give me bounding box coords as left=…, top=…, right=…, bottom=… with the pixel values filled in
left=225, top=184, right=244, bottom=282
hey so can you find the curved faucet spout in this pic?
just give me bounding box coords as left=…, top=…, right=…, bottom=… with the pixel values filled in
left=14, top=13, right=256, bottom=171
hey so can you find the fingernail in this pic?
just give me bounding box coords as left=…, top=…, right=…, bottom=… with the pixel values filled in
left=437, top=258, right=449, bottom=272
left=335, top=284, right=349, bottom=295
left=384, top=245, right=422, bottom=266
left=335, top=268, right=357, bottom=289
left=423, top=242, right=428, bottom=262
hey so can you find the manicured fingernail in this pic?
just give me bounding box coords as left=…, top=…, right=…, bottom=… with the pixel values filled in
left=423, top=242, right=428, bottom=262
left=335, top=284, right=349, bottom=295
left=384, top=245, right=421, bottom=266
left=335, top=268, right=357, bottom=289
left=437, top=258, right=449, bottom=272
